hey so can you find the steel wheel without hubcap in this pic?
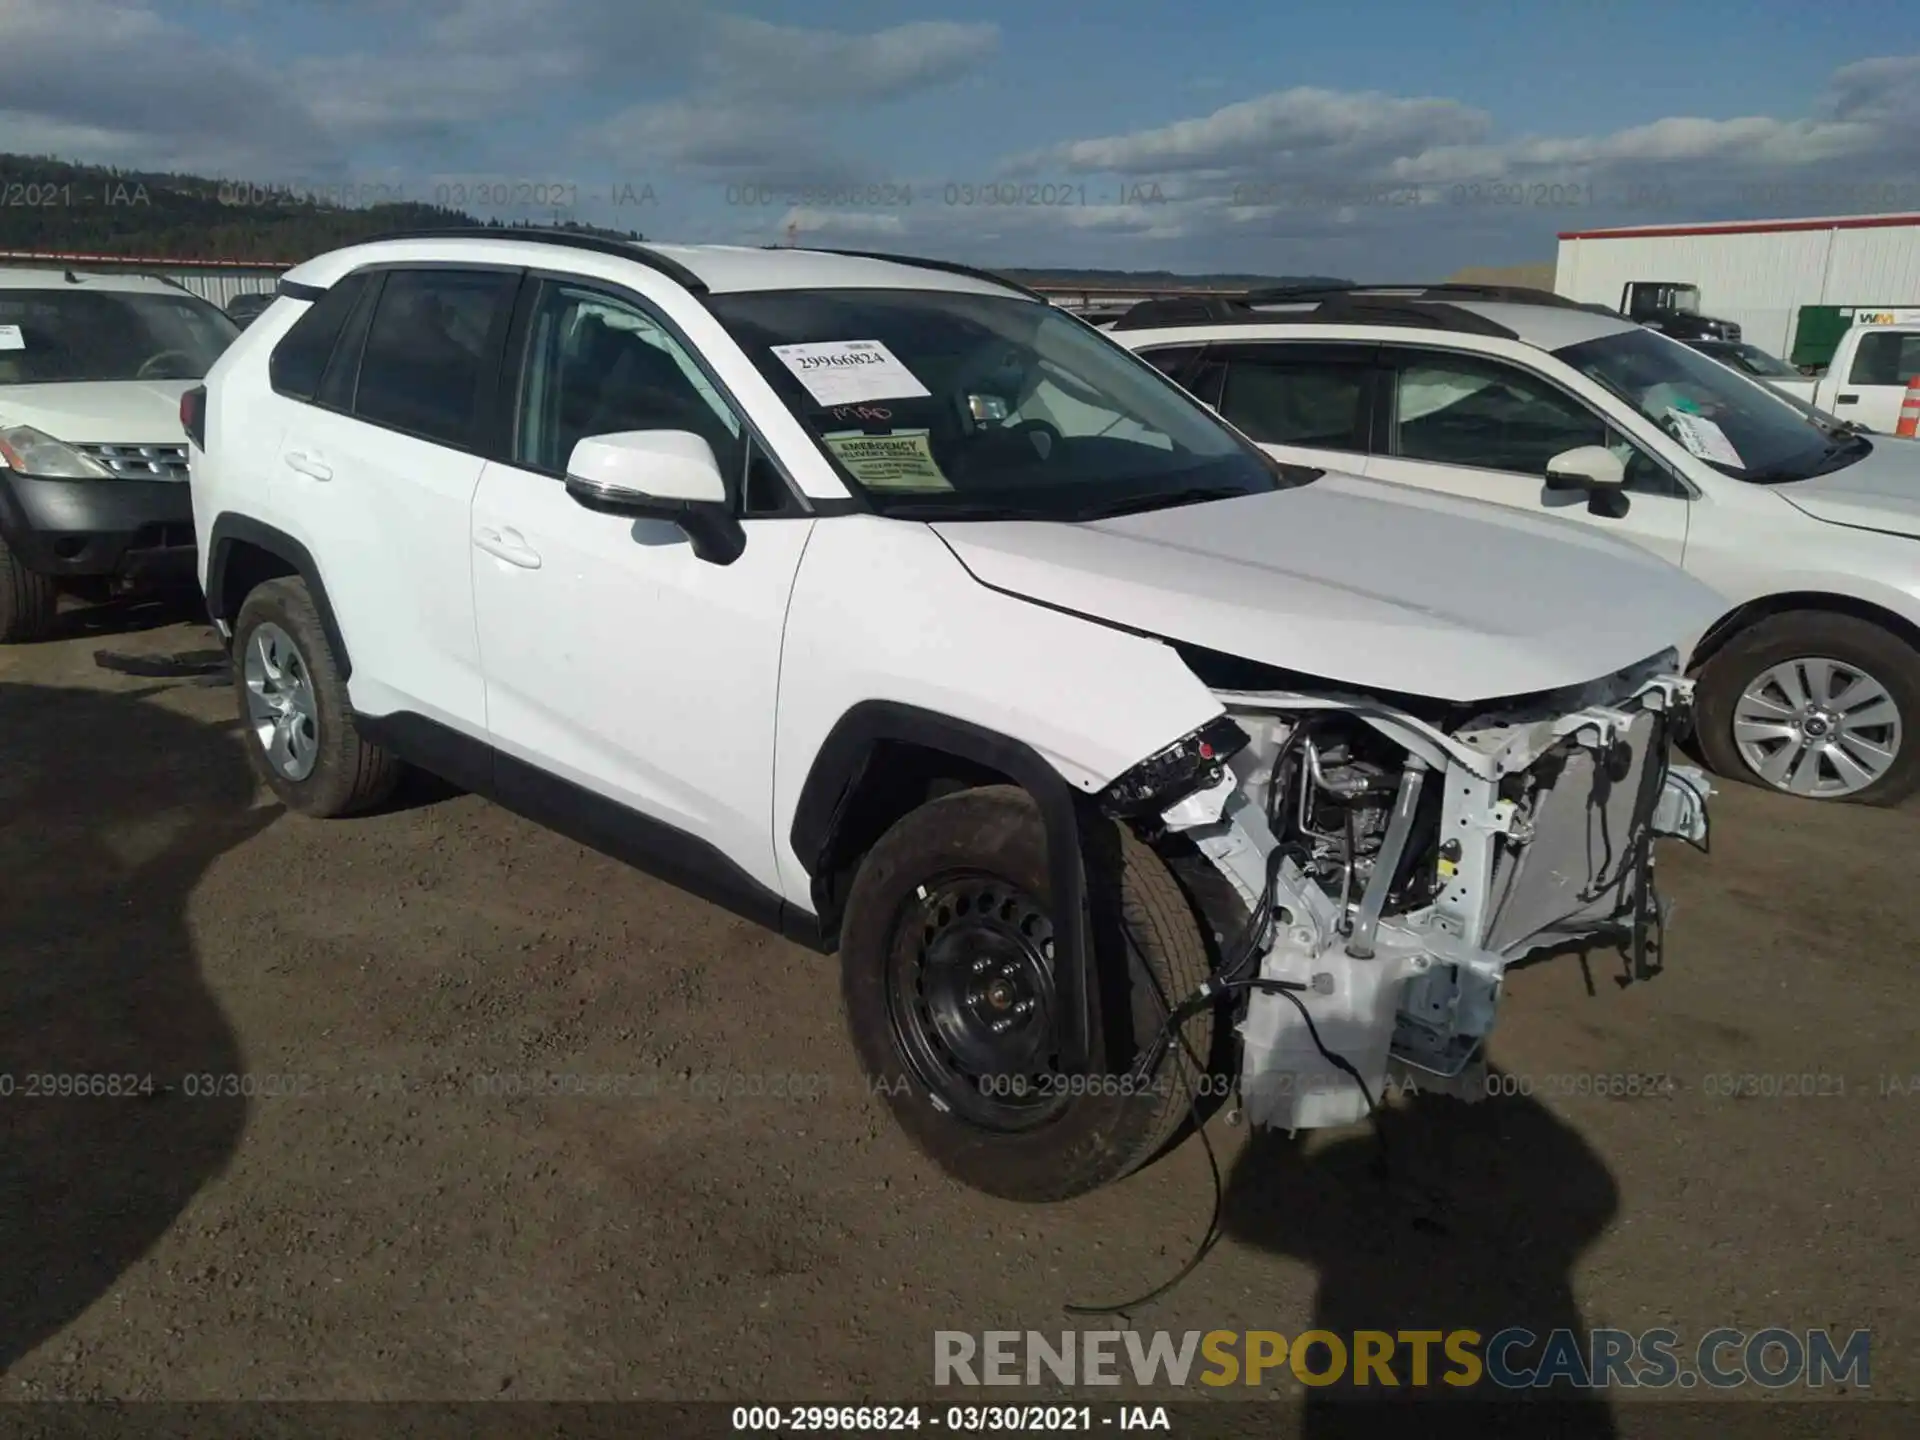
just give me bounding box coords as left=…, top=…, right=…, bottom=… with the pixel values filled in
left=243, top=621, right=321, bottom=782
left=885, top=872, right=1070, bottom=1133
left=1732, top=655, right=1903, bottom=798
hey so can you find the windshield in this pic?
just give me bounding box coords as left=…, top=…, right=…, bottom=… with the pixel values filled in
left=705, top=288, right=1304, bottom=518
left=0, top=289, right=240, bottom=384
left=1557, top=327, right=1865, bottom=484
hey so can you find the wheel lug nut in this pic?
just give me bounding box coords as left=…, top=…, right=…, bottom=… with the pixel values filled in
left=990, top=1018, right=1013, bottom=1034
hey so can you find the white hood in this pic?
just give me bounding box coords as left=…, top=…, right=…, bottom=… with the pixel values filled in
left=0, top=381, right=194, bottom=445
left=932, top=473, right=1723, bottom=703
left=1777, top=438, right=1920, bottom=540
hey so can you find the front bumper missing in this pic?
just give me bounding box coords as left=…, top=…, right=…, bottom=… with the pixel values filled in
left=1161, top=666, right=1712, bottom=1131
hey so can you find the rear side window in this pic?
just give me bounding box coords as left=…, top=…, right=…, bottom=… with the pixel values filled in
left=1848, top=331, right=1920, bottom=387
left=269, top=275, right=368, bottom=401
left=1220, top=355, right=1369, bottom=452
left=352, top=269, right=518, bottom=448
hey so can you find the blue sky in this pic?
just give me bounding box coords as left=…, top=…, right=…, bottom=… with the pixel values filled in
left=4, top=0, right=1918, bottom=277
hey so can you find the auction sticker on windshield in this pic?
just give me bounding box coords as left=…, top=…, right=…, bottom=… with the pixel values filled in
left=1664, top=408, right=1745, bottom=468
left=822, top=429, right=953, bottom=490
left=0, top=325, right=25, bottom=351
left=772, top=340, right=932, bottom=406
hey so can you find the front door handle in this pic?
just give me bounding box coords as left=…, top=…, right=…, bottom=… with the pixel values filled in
left=473, top=526, right=542, bottom=569
left=283, top=451, right=333, bottom=481
left=1837, top=394, right=1859, bottom=405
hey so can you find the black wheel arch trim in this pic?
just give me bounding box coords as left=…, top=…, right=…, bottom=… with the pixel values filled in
left=205, top=514, right=354, bottom=680
left=790, top=699, right=1109, bottom=1071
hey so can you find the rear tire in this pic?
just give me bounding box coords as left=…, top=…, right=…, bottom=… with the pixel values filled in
left=839, top=785, right=1215, bottom=1202
left=231, top=578, right=403, bottom=817
left=1695, top=610, right=1919, bottom=806
left=0, top=536, right=60, bottom=643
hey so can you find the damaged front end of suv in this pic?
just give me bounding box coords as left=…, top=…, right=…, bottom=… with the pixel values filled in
left=1117, top=650, right=1712, bottom=1130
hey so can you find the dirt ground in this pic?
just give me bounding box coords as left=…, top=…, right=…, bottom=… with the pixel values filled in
left=2, top=599, right=1916, bottom=1426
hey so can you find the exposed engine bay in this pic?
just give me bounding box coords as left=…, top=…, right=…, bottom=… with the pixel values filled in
left=1150, top=652, right=1712, bottom=1130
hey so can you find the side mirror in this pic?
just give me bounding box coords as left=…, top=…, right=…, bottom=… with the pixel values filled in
left=564, top=430, right=744, bottom=565
left=1545, top=444, right=1631, bottom=518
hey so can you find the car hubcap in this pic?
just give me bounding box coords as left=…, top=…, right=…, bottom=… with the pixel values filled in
left=243, top=622, right=320, bottom=782
left=1732, top=656, right=1902, bottom=798
left=885, top=874, right=1069, bottom=1132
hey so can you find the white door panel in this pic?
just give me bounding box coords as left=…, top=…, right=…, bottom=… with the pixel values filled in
left=1364, top=454, right=1690, bottom=567
left=471, top=460, right=812, bottom=895
left=275, top=408, right=487, bottom=730
left=1831, top=384, right=1908, bottom=433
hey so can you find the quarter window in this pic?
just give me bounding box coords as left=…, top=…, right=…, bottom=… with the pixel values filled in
left=268, top=275, right=367, bottom=401
left=352, top=269, right=517, bottom=448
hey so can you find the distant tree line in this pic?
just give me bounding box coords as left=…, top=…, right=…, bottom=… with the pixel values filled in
left=4, top=152, right=1347, bottom=288
left=0, top=154, right=644, bottom=262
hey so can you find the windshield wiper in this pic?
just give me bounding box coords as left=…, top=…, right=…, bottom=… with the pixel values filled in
left=1068, top=485, right=1255, bottom=521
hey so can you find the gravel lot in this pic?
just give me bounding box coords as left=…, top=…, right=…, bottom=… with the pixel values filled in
left=2, top=602, right=1915, bottom=1429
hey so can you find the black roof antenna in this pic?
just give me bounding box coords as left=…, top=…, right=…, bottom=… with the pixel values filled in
left=64, top=269, right=81, bottom=284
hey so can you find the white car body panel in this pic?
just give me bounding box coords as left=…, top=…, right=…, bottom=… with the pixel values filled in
left=0, top=380, right=196, bottom=445
left=471, top=459, right=816, bottom=897
left=930, top=478, right=1721, bottom=701
left=771, top=517, right=1223, bottom=907
left=272, top=402, right=490, bottom=735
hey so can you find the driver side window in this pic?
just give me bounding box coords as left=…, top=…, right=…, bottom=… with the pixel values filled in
left=515, top=284, right=745, bottom=481
left=1391, top=351, right=1678, bottom=496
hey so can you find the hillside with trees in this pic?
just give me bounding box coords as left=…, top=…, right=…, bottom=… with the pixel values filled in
left=3, top=153, right=1345, bottom=290
left=0, top=155, right=643, bottom=260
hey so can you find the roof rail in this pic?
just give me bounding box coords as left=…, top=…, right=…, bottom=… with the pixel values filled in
left=1109, top=290, right=1523, bottom=340
left=1242, top=281, right=1600, bottom=311
left=352, top=227, right=709, bottom=293
left=770, top=245, right=1047, bottom=301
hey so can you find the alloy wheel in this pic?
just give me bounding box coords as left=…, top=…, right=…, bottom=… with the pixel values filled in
left=243, top=621, right=321, bottom=782
left=1732, top=655, right=1902, bottom=798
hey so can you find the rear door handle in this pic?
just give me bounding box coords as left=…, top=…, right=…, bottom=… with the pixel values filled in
left=283, top=451, right=333, bottom=481
left=1837, top=394, right=1859, bottom=405
left=473, top=526, right=542, bottom=569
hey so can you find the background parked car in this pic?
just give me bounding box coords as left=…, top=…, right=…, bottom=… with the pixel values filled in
left=1110, top=283, right=1920, bottom=805
left=0, top=268, right=239, bottom=642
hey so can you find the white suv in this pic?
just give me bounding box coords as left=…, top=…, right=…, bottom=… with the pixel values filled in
left=0, top=268, right=239, bottom=641
left=190, top=232, right=1715, bottom=1201
left=1110, top=284, right=1920, bottom=805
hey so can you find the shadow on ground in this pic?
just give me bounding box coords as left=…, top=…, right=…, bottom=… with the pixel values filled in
left=0, top=681, right=275, bottom=1376
left=1221, top=1078, right=1619, bottom=1437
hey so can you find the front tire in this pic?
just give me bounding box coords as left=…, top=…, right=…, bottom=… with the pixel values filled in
left=839, top=785, right=1215, bottom=1202
left=231, top=578, right=403, bottom=817
left=1695, top=610, right=1918, bottom=806
left=0, top=535, right=60, bottom=643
